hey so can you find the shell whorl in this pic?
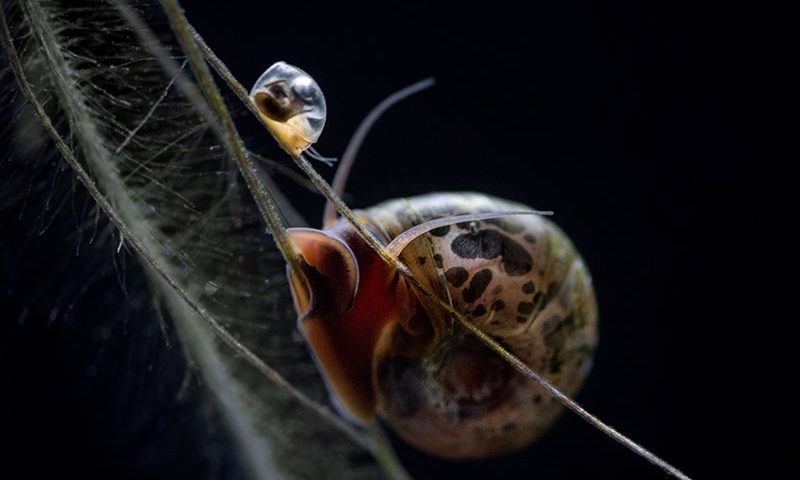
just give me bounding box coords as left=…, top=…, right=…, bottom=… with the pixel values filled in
left=363, top=192, right=599, bottom=458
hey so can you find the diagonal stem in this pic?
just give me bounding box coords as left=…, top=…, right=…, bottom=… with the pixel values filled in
left=157, top=0, right=301, bottom=270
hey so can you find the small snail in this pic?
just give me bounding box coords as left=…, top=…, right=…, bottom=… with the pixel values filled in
left=249, top=61, right=327, bottom=157
left=251, top=62, right=598, bottom=459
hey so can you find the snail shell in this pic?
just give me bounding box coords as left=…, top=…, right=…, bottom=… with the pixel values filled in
left=249, top=61, right=326, bottom=157
left=287, top=192, right=598, bottom=459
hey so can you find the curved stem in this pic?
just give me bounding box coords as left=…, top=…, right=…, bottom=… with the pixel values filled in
left=323, top=78, right=435, bottom=228
left=386, top=210, right=551, bottom=257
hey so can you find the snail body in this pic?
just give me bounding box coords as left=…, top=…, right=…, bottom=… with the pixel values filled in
left=287, top=192, right=598, bottom=459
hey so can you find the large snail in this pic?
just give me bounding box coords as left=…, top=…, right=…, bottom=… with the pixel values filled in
left=250, top=62, right=598, bottom=459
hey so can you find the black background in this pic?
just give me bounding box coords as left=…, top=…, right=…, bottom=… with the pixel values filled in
left=1, top=1, right=796, bottom=479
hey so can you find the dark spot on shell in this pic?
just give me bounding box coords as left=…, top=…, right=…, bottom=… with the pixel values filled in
left=491, top=300, right=506, bottom=311
left=533, top=394, right=542, bottom=404
left=450, top=230, right=532, bottom=276
left=523, top=233, right=537, bottom=243
left=444, top=267, right=469, bottom=287
left=544, top=313, right=577, bottom=349
left=517, top=301, right=535, bottom=315
left=516, top=316, right=527, bottom=323
left=417, top=256, right=426, bottom=266
left=522, top=281, right=536, bottom=294
left=541, top=314, right=562, bottom=336
left=472, top=304, right=487, bottom=317
left=549, top=349, right=564, bottom=373
left=430, top=225, right=450, bottom=237
left=433, top=254, right=444, bottom=268
left=462, top=269, right=492, bottom=303
left=531, top=291, right=546, bottom=312
left=547, top=281, right=560, bottom=298
left=502, top=422, right=518, bottom=433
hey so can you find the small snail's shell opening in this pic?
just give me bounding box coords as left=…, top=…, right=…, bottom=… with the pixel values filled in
left=249, top=62, right=327, bottom=156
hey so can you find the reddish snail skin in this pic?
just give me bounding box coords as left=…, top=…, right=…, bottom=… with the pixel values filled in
left=287, top=193, right=598, bottom=459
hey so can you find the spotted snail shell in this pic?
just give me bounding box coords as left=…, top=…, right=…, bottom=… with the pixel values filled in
left=287, top=191, right=598, bottom=459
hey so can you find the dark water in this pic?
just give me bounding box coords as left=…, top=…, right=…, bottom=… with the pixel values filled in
left=1, top=1, right=795, bottom=479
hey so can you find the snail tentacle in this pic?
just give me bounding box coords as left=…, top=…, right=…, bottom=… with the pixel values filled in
left=386, top=210, right=551, bottom=256
left=323, top=77, right=436, bottom=227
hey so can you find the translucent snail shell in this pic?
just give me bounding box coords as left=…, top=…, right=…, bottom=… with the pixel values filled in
left=249, top=61, right=326, bottom=157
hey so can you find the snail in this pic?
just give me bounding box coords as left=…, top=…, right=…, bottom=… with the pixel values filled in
left=250, top=62, right=598, bottom=458
left=250, top=61, right=326, bottom=158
